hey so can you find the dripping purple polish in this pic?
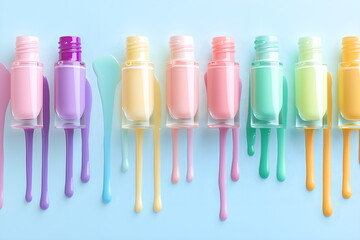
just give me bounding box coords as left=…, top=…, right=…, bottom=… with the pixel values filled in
left=25, top=129, right=34, bottom=202
left=40, top=77, right=50, bottom=210
left=65, top=129, right=74, bottom=198
left=81, top=80, right=91, bottom=183
left=54, top=36, right=91, bottom=196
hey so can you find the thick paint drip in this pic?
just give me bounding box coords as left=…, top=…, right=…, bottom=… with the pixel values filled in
left=65, top=129, right=74, bottom=197
left=153, top=79, right=162, bottom=212
left=276, top=128, right=286, bottom=182
left=323, top=73, right=333, bottom=216
left=247, top=78, right=287, bottom=181
left=187, top=128, right=194, bottom=182
left=92, top=56, right=121, bottom=204
left=276, top=77, right=288, bottom=182
left=153, top=127, right=162, bottom=212
left=259, top=128, right=271, bottom=179
left=40, top=77, right=50, bottom=210
left=135, top=129, right=143, bottom=213
left=231, top=128, right=240, bottom=181
left=246, top=86, right=256, bottom=157
left=81, top=80, right=92, bottom=182
left=0, top=63, right=10, bottom=209
left=219, top=128, right=228, bottom=221
left=305, top=129, right=315, bottom=191
left=171, top=129, right=179, bottom=183
left=323, top=127, right=332, bottom=215
left=63, top=81, right=92, bottom=198
left=171, top=128, right=195, bottom=183
left=342, top=129, right=352, bottom=199
left=102, top=125, right=112, bottom=203
left=24, top=129, right=34, bottom=202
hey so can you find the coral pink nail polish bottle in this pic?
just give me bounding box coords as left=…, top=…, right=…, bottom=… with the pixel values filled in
left=205, top=36, right=240, bottom=127
left=166, top=36, right=199, bottom=127
left=11, top=36, right=43, bottom=128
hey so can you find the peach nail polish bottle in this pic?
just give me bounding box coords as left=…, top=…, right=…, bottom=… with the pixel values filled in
left=166, top=36, right=199, bottom=183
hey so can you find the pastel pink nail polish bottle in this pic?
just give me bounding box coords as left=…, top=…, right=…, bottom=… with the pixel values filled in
left=166, top=36, right=199, bottom=183
left=206, top=36, right=240, bottom=127
left=11, top=36, right=43, bottom=128
left=205, top=36, right=241, bottom=221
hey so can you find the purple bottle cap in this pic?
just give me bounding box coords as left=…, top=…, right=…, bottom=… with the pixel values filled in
left=59, top=36, right=82, bottom=61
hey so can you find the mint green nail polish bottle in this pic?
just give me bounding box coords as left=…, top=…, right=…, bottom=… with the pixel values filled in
left=250, top=35, right=284, bottom=128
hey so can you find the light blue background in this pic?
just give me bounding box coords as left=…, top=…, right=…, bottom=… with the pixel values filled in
left=0, top=0, right=359, bottom=239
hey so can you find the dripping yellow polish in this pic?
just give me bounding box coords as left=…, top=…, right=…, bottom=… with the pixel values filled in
left=121, top=36, right=162, bottom=212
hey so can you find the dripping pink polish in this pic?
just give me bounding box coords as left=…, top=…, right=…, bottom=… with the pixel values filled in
left=205, top=36, right=241, bottom=221
left=166, top=36, right=199, bottom=183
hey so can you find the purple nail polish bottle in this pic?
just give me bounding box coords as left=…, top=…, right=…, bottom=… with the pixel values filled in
left=54, top=36, right=86, bottom=128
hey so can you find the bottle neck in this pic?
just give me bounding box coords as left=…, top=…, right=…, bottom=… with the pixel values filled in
left=342, top=36, right=360, bottom=63
left=254, top=35, right=279, bottom=62
left=15, top=36, right=39, bottom=62
left=212, top=36, right=235, bottom=62
left=298, top=37, right=322, bottom=62
left=126, top=36, right=149, bottom=61
left=169, top=35, right=194, bottom=61
left=58, top=36, right=82, bottom=62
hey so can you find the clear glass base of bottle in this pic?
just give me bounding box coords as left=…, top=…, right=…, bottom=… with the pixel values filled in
left=11, top=112, right=43, bottom=129
left=251, top=111, right=282, bottom=128
left=207, top=112, right=239, bottom=128
left=122, top=119, right=152, bottom=129
left=166, top=112, right=198, bottom=128
left=296, top=111, right=327, bottom=129
left=338, top=113, right=360, bottom=129
left=55, top=114, right=85, bottom=129
left=121, top=110, right=153, bottom=129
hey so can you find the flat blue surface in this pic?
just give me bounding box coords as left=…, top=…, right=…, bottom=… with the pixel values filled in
left=0, top=0, right=360, bottom=239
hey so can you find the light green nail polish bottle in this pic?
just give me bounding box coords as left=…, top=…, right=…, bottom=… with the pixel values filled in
left=295, top=37, right=327, bottom=128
